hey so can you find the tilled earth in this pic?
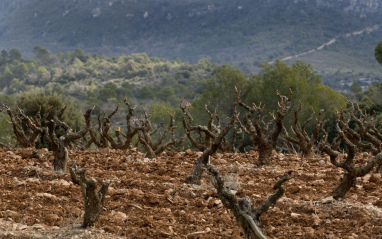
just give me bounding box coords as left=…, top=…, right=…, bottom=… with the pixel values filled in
left=0, top=148, right=382, bottom=239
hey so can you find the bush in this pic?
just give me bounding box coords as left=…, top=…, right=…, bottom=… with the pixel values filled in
left=16, top=91, right=84, bottom=148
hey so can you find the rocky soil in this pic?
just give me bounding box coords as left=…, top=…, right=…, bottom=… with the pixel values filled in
left=1, top=148, right=382, bottom=239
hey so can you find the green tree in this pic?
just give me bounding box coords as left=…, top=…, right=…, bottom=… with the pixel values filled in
left=9, top=48, right=22, bottom=62
left=252, top=60, right=321, bottom=108
left=193, top=60, right=346, bottom=151
left=192, top=64, right=252, bottom=124
left=17, top=91, right=84, bottom=143
left=157, top=86, right=175, bottom=102
left=103, top=82, right=118, bottom=91
left=0, top=94, right=16, bottom=145
left=0, top=66, right=13, bottom=87
left=98, top=88, right=117, bottom=102
left=33, top=45, right=50, bottom=64
left=350, top=82, right=362, bottom=94
left=8, top=78, right=27, bottom=94
left=138, top=86, right=155, bottom=100
left=0, top=115, right=15, bottom=145
left=375, top=41, right=382, bottom=65
left=349, top=81, right=363, bottom=101
left=359, top=96, right=382, bottom=115
left=74, top=48, right=89, bottom=62
left=116, top=87, right=133, bottom=101
left=36, top=66, right=47, bottom=76
left=149, top=101, right=176, bottom=124
left=359, top=83, right=382, bottom=114
left=249, top=60, right=345, bottom=128
left=0, top=49, right=9, bottom=65
left=12, top=63, right=29, bottom=80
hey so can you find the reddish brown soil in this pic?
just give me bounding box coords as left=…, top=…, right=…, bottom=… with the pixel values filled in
left=1, top=148, right=382, bottom=239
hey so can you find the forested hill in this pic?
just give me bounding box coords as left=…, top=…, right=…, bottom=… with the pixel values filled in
left=1, top=0, right=382, bottom=90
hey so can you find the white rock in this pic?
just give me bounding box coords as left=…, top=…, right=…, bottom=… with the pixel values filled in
left=26, top=178, right=40, bottom=183
left=291, top=212, right=301, bottom=218
left=58, top=179, right=71, bottom=187
left=36, top=193, right=57, bottom=199
left=18, top=225, right=27, bottom=230
left=213, top=199, right=222, bottom=206
left=362, top=174, right=371, bottom=183
left=112, top=211, right=128, bottom=220
left=31, top=224, right=45, bottom=230
left=50, top=179, right=71, bottom=187
left=321, top=196, right=334, bottom=204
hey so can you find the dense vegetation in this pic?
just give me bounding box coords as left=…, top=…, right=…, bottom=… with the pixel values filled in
left=0, top=46, right=349, bottom=150
left=0, top=47, right=215, bottom=106
left=1, top=41, right=382, bottom=150
left=0, top=0, right=382, bottom=91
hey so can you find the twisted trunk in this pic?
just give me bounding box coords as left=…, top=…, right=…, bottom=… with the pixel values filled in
left=332, top=170, right=356, bottom=199
left=257, top=144, right=273, bottom=166
left=52, top=139, right=69, bottom=172
left=69, top=163, right=109, bottom=228
left=185, top=103, right=238, bottom=184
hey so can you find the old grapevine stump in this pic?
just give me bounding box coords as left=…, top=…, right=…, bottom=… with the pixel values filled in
left=207, top=165, right=290, bottom=239
left=69, top=162, right=109, bottom=228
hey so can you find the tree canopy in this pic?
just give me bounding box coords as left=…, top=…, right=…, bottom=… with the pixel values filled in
left=376, top=41, right=382, bottom=65
left=193, top=60, right=346, bottom=131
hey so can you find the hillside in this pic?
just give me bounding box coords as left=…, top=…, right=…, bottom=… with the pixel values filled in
left=1, top=148, right=382, bottom=238
left=0, top=0, right=382, bottom=91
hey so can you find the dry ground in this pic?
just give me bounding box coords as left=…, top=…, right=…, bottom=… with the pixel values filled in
left=0, top=148, right=382, bottom=238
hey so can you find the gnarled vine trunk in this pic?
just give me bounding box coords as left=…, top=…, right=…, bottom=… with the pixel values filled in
left=69, top=162, right=109, bottom=228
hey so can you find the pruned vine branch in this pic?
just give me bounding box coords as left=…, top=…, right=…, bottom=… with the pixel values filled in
left=206, top=164, right=290, bottom=239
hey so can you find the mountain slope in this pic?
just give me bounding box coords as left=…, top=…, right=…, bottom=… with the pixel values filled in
left=0, top=0, right=382, bottom=91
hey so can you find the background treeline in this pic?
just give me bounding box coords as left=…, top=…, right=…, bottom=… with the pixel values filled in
left=0, top=46, right=213, bottom=107
left=0, top=0, right=382, bottom=92
left=1, top=46, right=382, bottom=151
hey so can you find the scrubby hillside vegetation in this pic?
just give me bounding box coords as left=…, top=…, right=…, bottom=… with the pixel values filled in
left=0, top=47, right=212, bottom=106
left=0, top=46, right=349, bottom=148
